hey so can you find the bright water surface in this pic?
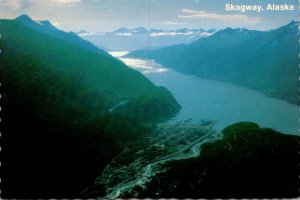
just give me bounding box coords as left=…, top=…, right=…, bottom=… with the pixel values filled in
left=110, top=51, right=299, bottom=135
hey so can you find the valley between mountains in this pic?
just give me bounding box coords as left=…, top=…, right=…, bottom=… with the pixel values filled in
left=1, top=15, right=299, bottom=199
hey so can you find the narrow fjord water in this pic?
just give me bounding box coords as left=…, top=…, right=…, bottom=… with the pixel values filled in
left=110, top=51, right=299, bottom=136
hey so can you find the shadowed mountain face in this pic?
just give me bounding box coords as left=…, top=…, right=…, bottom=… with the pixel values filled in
left=127, top=21, right=300, bottom=105
left=134, top=122, right=300, bottom=199
left=0, top=16, right=180, bottom=198
left=15, top=14, right=110, bottom=56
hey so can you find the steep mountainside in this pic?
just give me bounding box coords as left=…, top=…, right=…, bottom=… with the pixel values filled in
left=127, top=21, right=299, bottom=105
left=0, top=18, right=180, bottom=198
left=15, top=14, right=110, bottom=56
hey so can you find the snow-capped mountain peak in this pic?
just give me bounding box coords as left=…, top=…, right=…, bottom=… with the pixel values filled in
left=78, top=27, right=217, bottom=51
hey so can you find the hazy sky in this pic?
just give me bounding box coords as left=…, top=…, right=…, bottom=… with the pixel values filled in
left=0, top=0, right=298, bottom=32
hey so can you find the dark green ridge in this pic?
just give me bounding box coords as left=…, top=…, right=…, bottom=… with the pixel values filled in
left=15, top=14, right=111, bottom=56
left=0, top=18, right=180, bottom=198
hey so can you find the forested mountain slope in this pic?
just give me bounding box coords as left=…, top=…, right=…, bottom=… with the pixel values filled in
left=0, top=18, right=180, bottom=198
left=127, top=21, right=299, bottom=105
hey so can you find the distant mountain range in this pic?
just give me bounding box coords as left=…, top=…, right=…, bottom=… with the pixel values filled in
left=77, top=27, right=216, bottom=51
left=1, top=15, right=180, bottom=198
left=127, top=21, right=300, bottom=105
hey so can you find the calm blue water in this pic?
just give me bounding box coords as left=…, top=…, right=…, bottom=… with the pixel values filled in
left=111, top=52, right=299, bottom=135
